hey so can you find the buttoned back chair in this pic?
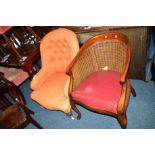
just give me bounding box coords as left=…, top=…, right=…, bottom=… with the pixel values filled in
left=30, top=28, right=79, bottom=116
left=67, top=32, right=136, bottom=128
left=0, top=72, right=42, bottom=129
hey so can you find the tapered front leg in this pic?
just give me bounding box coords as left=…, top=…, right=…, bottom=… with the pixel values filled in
left=118, top=114, right=127, bottom=129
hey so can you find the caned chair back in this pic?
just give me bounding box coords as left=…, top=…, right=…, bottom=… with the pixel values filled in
left=69, top=32, right=131, bottom=90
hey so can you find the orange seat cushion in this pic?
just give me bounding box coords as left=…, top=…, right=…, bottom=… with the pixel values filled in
left=31, top=73, right=71, bottom=113
left=72, top=71, right=122, bottom=114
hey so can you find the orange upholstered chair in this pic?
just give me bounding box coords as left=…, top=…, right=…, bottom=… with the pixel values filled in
left=30, top=28, right=79, bottom=116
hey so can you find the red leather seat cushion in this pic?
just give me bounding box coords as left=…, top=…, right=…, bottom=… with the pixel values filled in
left=72, top=71, right=122, bottom=114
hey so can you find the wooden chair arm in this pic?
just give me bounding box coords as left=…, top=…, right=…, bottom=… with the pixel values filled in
left=117, top=80, right=131, bottom=114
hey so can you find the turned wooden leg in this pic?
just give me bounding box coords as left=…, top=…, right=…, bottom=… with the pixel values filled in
left=118, top=114, right=127, bottom=129
left=131, top=84, right=136, bottom=97
left=70, top=98, right=81, bottom=120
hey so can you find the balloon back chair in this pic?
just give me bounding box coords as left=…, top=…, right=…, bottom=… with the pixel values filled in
left=67, top=32, right=136, bottom=128
left=30, top=28, right=79, bottom=116
left=0, top=72, right=42, bottom=129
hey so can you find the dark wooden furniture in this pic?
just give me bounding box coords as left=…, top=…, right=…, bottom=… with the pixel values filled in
left=0, top=26, right=41, bottom=77
left=67, top=32, right=136, bottom=128
left=0, top=72, right=43, bottom=129
left=63, top=26, right=148, bottom=80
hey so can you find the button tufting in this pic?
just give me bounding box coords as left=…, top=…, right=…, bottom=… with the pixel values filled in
left=115, top=35, right=117, bottom=38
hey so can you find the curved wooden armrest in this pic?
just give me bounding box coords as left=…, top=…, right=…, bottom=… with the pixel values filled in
left=117, top=80, right=131, bottom=114
left=117, top=81, right=127, bottom=114
left=120, top=67, right=129, bottom=84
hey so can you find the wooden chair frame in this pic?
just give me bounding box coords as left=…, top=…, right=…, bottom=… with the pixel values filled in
left=0, top=26, right=41, bottom=77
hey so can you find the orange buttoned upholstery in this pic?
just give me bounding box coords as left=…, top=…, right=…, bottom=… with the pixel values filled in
left=30, top=28, right=79, bottom=114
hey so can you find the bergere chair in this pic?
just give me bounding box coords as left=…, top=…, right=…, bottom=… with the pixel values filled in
left=30, top=28, right=79, bottom=116
left=0, top=72, right=42, bottom=129
left=67, top=32, right=136, bottom=128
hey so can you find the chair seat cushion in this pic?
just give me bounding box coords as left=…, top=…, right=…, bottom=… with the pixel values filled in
left=72, top=71, right=122, bottom=114
left=31, top=73, right=71, bottom=113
